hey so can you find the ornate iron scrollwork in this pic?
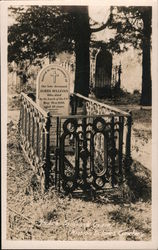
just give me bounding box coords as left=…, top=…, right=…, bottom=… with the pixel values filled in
left=59, top=116, right=122, bottom=193
left=60, top=119, right=79, bottom=193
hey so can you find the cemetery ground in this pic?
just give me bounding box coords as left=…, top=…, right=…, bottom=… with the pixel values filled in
left=7, top=91, right=151, bottom=241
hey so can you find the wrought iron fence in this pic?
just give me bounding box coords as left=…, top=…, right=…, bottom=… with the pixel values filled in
left=54, top=93, right=132, bottom=193
left=19, top=92, right=132, bottom=194
left=19, top=93, right=51, bottom=192
left=72, top=93, right=132, bottom=165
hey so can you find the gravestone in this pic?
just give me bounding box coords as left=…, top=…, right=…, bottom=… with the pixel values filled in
left=95, top=49, right=112, bottom=98
left=37, top=64, right=70, bottom=115
left=36, top=64, right=70, bottom=148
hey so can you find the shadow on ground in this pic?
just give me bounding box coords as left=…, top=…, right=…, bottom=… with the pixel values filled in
left=64, top=159, right=152, bottom=205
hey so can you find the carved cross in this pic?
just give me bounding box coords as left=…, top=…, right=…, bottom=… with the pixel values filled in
left=51, top=70, right=59, bottom=83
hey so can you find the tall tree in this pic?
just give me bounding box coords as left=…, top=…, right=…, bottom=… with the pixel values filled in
left=9, top=6, right=151, bottom=104
left=66, top=7, right=90, bottom=96
left=141, top=7, right=152, bottom=106
left=8, top=6, right=111, bottom=97
left=103, top=6, right=152, bottom=106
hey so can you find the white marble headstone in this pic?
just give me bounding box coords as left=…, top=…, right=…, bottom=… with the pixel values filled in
left=36, top=64, right=70, bottom=116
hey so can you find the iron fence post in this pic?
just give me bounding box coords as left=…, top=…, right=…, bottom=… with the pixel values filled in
left=111, top=117, right=115, bottom=187
left=82, top=117, right=89, bottom=187
left=55, top=117, right=60, bottom=190
left=125, top=112, right=132, bottom=171
left=71, top=94, right=78, bottom=115
left=119, top=116, right=124, bottom=177
left=45, top=112, right=51, bottom=190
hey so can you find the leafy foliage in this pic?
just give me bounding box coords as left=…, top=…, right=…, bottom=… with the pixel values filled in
left=8, top=6, right=77, bottom=64
left=8, top=6, right=113, bottom=64
left=91, top=6, right=146, bottom=53
left=91, top=6, right=152, bottom=105
left=8, top=5, right=152, bottom=104
left=8, top=6, right=152, bottom=60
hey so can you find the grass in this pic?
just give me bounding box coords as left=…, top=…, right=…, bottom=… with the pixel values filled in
left=93, top=88, right=142, bottom=106
left=7, top=123, right=151, bottom=240
left=6, top=89, right=152, bottom=241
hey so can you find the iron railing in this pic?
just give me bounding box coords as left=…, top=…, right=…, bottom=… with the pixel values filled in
left=19, top=92, right=132, bottom=194
left=19, top=93, right=51, bottom=192
left=54, top=93, right=132, bottom=193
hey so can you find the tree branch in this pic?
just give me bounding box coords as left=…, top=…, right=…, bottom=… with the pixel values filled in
left=90, top=13, right=112, bottom=33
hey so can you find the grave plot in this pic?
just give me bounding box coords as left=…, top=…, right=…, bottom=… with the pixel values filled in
left=7, top=91, right=151, bottom=241
left=54, top=93, right=132, bottom=193
left=19, top=63, right=132, bottom=194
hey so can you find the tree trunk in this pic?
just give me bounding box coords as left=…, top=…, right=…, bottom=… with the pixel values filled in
left=141, top=7, right=152, bottom=106
left=74, top=7, right=90, bottom=97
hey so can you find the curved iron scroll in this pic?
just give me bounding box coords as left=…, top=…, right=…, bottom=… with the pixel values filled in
left=59, top=117, right=123, bottom=193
